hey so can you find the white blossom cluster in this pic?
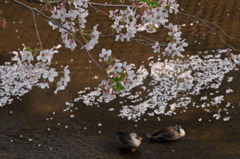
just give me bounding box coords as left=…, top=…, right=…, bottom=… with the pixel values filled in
left=49, top=0, right=99, bottom=51
left=110, top=7, right=138, bottom=42
left=11, top=46, right=70, bottom=94
left=99, top=48, right=137, bottom=100
left=119, top=52, right=237, bottom=121
left=163, top=23, right=188, bottom=57
left=46, top=0, right=189, bottom=99
left=71, top=49, right=238, bottom=121
left=109, top=0, right=188, bottom=56
left=49, top=0, right=187, bottom=55
left=0, top=62, right=42, bottom=107
left=70, top=64, right=148, bottom=106
left=0, top=45, right=72, bottom=107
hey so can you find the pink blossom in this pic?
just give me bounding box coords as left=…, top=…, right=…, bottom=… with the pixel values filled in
left=152, top=41, right=161, bottom=53
left=99, top=48, right=112, bottom=61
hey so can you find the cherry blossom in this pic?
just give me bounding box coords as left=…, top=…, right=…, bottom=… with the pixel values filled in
left=111, top=21, right=124, bottom=33
left=12, top=51, right=21, bottom=64
left=163, top=43, right=177, bottom=56
left=115, top=33, right=125, bottom=42
left=6, top=0, right=190, bottom=102
left=0, top=63, right=42, bottom=107
left=109, top=10, right=119, bottom=18
left=37, top=48, right=58, bottom=63
left=84, top=25, right=100, bottom=51
left=0, top=19, right=6, bottom=28
left=63, top=66, right=70, bottom=85
left=178, top=39, right=188, bottom=51
left=37, top=82, right=49, bottom=89
left=99, top=48, right=112, bottom=62
left=67, top=9, right=79, bottom=21
left=73, top=0, right=89, bottom=8
left=98, top=48, right=137, bottom=99
left=43, top=68, right=58, bottom=83
left=113, top=62, right=123, bottom=74
left=65, top=38, right=77, bottom=51
left=54, top=78, right=66, bottom=94
left=37, top=50, right=49, bottom=63
left=152, top=41, right=161, bottom=53
left=20, top=50, right=33, bottom=63
left=169, top=0, right=180, bottom=14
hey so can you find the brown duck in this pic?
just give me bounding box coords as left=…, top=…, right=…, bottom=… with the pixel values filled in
left=115, top=131, right=142, bottom=152
left=147, top=125, right=186, bottom=141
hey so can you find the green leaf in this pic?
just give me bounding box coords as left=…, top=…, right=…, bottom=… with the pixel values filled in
left=25, top=46, right=33, bottom=51
left=107, top=56, right=114, bottom=63
left=140, top=0, right=149, bottom=2
left=113, top=77, right=119, bottom=83
left=149, top=1, right=158, bottom=7
left=119, top=72, right=126, bottom=81
left=115, top=82, right=125, bottom=93
left=167, top=36, right=173, bottom=41
left=34, top=48, right=41, bottom=52
left=164, top=4, right=171, bottom=9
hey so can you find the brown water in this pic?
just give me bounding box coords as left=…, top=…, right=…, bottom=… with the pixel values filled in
left=0, top=0, right=240, bottom=158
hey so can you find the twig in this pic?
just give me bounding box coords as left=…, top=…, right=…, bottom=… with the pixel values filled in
left=136, top=34, right=155, bottom=43
left=179, top=11, right=239, bottom=51
left=89, top=3, right=108, bottom=16
left=26, top=0, right=132, bottom=7
left=31, top=10, right=43, bottom=49
left=89, top=2, right=131, bottom=8
left=179, top=12, right=236, bottom=40
left=12, top=0, right=105, bottom=72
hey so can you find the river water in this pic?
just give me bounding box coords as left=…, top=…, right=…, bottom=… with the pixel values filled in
left=0, top=0, right=240, bottom=158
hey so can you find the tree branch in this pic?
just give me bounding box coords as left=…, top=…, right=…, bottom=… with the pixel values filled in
left=12, top=0, right=105, bottom=72
left=31, top=10, right=43, bottom=49
left=179, top=11, right=239, bottom=51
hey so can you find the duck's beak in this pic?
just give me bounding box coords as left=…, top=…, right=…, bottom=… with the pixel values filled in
left=131, top=148, right=137, bottom=152
left=137, top=137, right=142, bottom=141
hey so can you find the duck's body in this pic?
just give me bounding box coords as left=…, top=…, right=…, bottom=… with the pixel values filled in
left=148, top=125, right=185, bottom=141
left=115, top=131, right=142, bottom=152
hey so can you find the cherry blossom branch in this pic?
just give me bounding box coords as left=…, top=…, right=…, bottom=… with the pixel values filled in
left=12, top=0, right=105, bottom=72
left=91, top=1, right=238, bottom=52
left=179, top=12, right=236, bottom=40
left=31, top=10, right=43, bottom=49
left=88, top=3, right=108, bottom=16
left=26, top=0, right=131, bottom=7
left=89, top=2, right=131, bottom=8
left=13, top=0, right=72, bottom=32
left=179, top=11, right=239, bottom=51
left=131, top=38, right=153, bottom=46
left=99, top=34, right=164, bottom=46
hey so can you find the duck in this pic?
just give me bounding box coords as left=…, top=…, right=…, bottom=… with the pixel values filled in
left=147, top=125, right=185, bottom=141
left=115, top=131, right=142, bottom=152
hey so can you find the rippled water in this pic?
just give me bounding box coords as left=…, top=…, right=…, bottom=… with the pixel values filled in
left=1, top=101, right=240, bottom=158
left=1, top=0, right=240, bottom=158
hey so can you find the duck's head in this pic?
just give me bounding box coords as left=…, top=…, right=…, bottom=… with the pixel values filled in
left=179, top=128, right=186, bottom=137
left=176, top=125, right=186, bottom=137
left=130, top=133, right=142, bottom=141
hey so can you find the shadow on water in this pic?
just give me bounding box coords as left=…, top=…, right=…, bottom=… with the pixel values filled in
left=117, top=148, right=142, bottom=159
